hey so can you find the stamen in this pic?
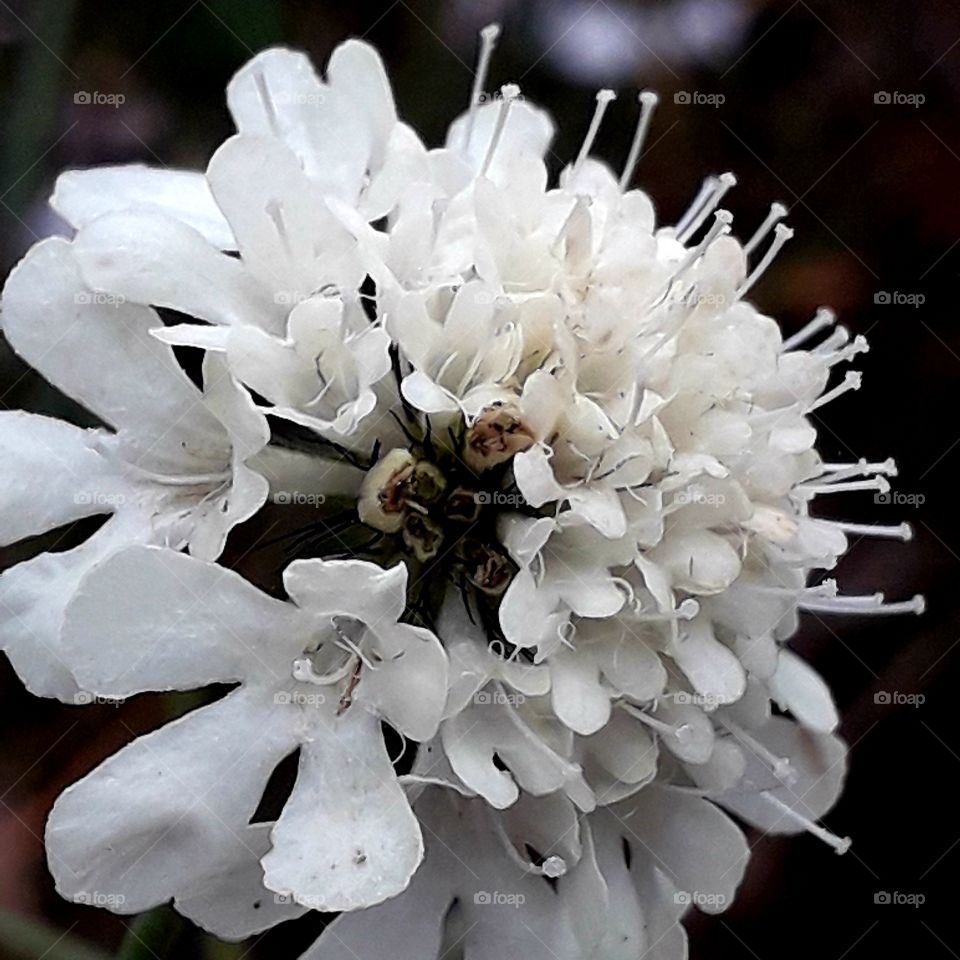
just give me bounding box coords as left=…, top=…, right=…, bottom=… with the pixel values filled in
left=760, top=792, right=851, bottom=854
left=619, top=90, right=659, bottom=191
left=480, top=83, right=521, bottom=177
left=783, top=307, right=836, bottom=350
left=743, top=202, right=788, bottom=256
left=265, top=199, right=291, bottom=255
left=675, top=176, right=718, bottom=237
left=489, top=809, right=568, bottom=877
left=718, top=716, right=796, bottom=785
left=797, top=476, right=890, bottom=497
left=677, top=172, right=737, bottom=244
left=464, top=23, right=502, bottom=152
left=812, top=326, right=852, bottom=353
left=292, top=655, right=353, bottom=685
left=826, top=520, right=913, bottom=541
left=819, top=335, right=869, bottom=368
left=123, top=465, right=232, bottom=487
left=669, top=209, right=733, bottom=285
left=572, top=89, right=617, bottom=179
left=798, top=592, right=925, bottom=615
left=254, top=71, right=280, bottom=136
left=737, top=222, right=794, bottom=297
left=816, top=458, right=898, bottom=481
left=807, top=371, right=862, bottom=412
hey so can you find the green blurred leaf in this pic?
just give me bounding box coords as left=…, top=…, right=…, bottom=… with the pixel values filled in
left=0, top=905, right=110, bottom=960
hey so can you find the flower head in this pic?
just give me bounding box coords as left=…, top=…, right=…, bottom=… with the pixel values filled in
left=0, top=25, right=922, bottom=959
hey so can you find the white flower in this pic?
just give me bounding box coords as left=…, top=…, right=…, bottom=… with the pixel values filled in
left=47, top=545, right=446, bottom=931
left=0, top=24, right=923, bottom=960
left=0, top=239, right=270, bottom=698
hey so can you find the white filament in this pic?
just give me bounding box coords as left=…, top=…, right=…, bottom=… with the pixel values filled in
left=464, top=23, right=502, bottom=152
left=619, top=90, right=659, bottom=191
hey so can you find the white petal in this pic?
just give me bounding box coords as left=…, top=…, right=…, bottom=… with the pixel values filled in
left=593, top=621, right=667, bottom=702
left=207, top=135, right=360, bottom=296
left=175, top=823, right=307, bottom=940
left=671, top=618, right=746, bottom=707
left=52, top=166, right=235, bottom=249
left=61, top=545, right=300, bottom=696
left=0, top=413, right=116, bottom=546
left=0, top=511, right=150, bottom=699
left=513, top=445, right=562, bottom=507
left=1, top=237, right=223, bottom=455
left=305, top=789, right=582, bottom=960
left=768, top=649, right=839, bottom=733
left=613, top=785, right=749, bottom=914
left=446, top=100, right=554, bottom=176
left=73, top=210, right=281, bottom=331
left=283, top=558, right=407, bottom=626
left=262, top=706, right=422, bottom=911
left=358, top=623, right=448, bottom=741
left=400, top=369, right=460, bottom=415
left=47, top=687, right=303, bottom=915
left=717, top=717, right=847, bottom=835
left=551, top=647, right=611, bottom=735
left=327, top=39, right=397, bottom=168
left=441, top=698, right=578, bottom=808
left=648, top=529, right=742, bottom=595
left=226, top=47, right=370, bottom=200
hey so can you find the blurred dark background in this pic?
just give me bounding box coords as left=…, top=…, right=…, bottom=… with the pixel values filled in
left=0, top=0, right=957, bottom=957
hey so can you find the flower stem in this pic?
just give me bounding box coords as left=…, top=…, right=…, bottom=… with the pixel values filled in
left=117, top=907, right=183, bottom=960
